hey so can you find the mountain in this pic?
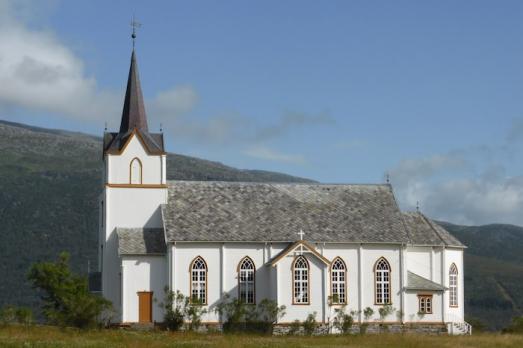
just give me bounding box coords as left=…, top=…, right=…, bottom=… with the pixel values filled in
left=0, top=120, right=521, bottom=330
left=438, top=222, right=523, bottom=330
left=0, top=119, right=313, bottom=314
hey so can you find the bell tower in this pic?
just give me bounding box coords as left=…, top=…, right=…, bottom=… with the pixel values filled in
left=98, top=39, right=168, bottom=319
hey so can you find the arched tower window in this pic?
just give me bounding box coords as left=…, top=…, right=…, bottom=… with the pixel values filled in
left=293, top=256, right=309, bottom=304
left=375, top=257, right=391, bottom=304
left=130, top=157, right=142, bottom=184
left=331, top=257, right=347, bottom=304
left=190, top=256, right=207, bottom=304
left=449, top=263, right=458, bottom=307
left=238, top=257, right=255, bottom=304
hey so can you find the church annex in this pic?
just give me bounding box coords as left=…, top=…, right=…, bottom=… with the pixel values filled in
left=98, top=47, right=469, bottom=334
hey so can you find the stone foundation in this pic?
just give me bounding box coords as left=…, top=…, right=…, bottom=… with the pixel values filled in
left=273, top=323, right=447, bottom=335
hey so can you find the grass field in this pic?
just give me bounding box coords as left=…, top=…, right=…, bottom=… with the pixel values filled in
left=0, top=325, right=522, bottom=348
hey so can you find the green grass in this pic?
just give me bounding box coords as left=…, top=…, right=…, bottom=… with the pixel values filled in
left=0, top=325, right=522, bottom=348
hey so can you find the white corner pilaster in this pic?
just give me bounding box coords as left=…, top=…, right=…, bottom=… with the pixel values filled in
left=441, top=247, right=447, bottom=322
left=171, top=243, right=176, bottom=292
left=120, top=263, right=125, bottom=322
left=358, top=243, right=363, bottom=323
left=220, top=243, right=226, bottom=297
left=399, top=245, right=405, bottom=324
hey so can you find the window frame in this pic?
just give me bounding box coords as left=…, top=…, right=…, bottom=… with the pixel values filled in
left=189, top=256, right=208, bottom=305
left=449, top=263, right=458, bottom=308
left=418, top=294, right=433, bottom=314
left=292, top=256, right=310, bottom=305
left=129, top=157, right=143, bottom=184
left=374, top=257, right=392, bottom=305
left=237, top=256, right=256, bottom=305
left=330, top=257, right=347, bottom=305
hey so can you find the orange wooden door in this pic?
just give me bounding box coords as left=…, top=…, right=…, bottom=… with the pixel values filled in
left=138, top=292, right=152, bottom=323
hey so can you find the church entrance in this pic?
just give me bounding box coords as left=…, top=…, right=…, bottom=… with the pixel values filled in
left=137, top=291, right=153, bottom=323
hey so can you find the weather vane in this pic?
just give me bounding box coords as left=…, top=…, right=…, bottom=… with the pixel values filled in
left=130, top=15, right=142, bottom=49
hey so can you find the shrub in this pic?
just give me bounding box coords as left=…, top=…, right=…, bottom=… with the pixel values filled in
left=360, top=307, right=374, bottom=334
left=503, top=316, right=523, bottom=334
left=158, top=287, right=207, bottom=332
left=363, top=307, right=374, bottom=321
left=288, top=319, right=301, bottom=335
left=303, top=312, right=317, bottom=335
left=333, top=305, right=353, bottom=334
left=378, top=304, right=395, bottom=321
left=215, top=295, right=285, bottom=334
left=159, top=287, right=185, bottom=331
left=27, top=252, right=111, bottom=329
left=0, top=306, right=33, bottom=325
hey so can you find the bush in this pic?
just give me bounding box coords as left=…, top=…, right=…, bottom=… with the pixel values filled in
left=0, top=306, right=33, bottom=325
left=360, top=307, right=374, bottom=334
left=378, top=304, right=395, bottom=321
left=215, top=295, right=285, bottom=334
left=27, top=252, right=111, bottom=329
left=333, top=305, right=353, bottom=334
left=159, top=287, right=207, bottom=331
left=503, top=316, right=523, bottom=334
left=288, top=319, right=301, bottom=335
left=160, top=287, right=185, bottom=331
left=303, top=312, right=317, bottom=335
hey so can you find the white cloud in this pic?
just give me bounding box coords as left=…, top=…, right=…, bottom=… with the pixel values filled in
left=244, top=146, right=306, bottom=165
left=390, top=150, right=523, bottom=225
left=0, top=0, right=120, bottom=122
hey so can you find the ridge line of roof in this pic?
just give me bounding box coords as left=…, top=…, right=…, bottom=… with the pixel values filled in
left=165, top=180, right=391, bottom=186
left=420, top=213, right=451, bottom=246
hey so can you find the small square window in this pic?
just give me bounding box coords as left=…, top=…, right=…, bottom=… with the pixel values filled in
left=418, top=295, right=433, bottom=314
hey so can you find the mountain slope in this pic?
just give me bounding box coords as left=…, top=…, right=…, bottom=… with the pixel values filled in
left=439, top=222, right=523, bottom=330
left=1, top=120, right=522, bottom=331
left=0, top=119, right=313, bottom=312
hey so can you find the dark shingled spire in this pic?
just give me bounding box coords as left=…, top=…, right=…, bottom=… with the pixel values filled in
left=119, top=50, right=148, bottom=133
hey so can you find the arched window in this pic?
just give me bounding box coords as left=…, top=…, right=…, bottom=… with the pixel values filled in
left=238, top=257, right=255, bottom=304
left=190, top=256, right=207, bottom=304
left=130, top=158, right=142, bottom=184
left=375, top=257, right=391, bottom=304
left=293, top=256, right=309, bottom=304
left=449, top=263, right=458, bottom=307
left=331, top=257, right=347, bottom=304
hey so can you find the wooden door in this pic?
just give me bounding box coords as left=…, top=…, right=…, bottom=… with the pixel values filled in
left=138, top=291, right=153, bottom=323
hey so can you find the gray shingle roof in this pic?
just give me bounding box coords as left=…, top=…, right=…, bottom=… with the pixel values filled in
left=406, top=271, right=446, bottom=291
left=116, top=228, right=166, bottom=255
left=402, top=212, right=465, bottom=247
left=162, top=181, right=410, bottom=243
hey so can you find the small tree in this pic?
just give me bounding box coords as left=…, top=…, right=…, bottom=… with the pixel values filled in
left=215, top=295, right=285, bottom=334
left=186, top=298, right=207, bottom=331
left=378, top=304, right=395, bottom=321
left=333, top=305, right=354, bottom=334
left=27, top=252, right=111, bottom=329
left=360, top=307, right=374, bottom=334
left=303, top=312, right=317, bottom=335
left=159, top=287, right=185, bottom=331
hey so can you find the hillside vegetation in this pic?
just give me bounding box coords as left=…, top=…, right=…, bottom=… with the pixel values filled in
left=0, top=119, right=522, bottom=331
left=439, top=222, right=523, bottom=330
left=0, top=120, right=312, bottom=315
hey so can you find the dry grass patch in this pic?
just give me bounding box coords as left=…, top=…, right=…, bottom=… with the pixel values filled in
left=0, top=325, right=522, bottom=348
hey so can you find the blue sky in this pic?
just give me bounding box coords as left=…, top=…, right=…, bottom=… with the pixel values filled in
left=2, top=0, right=523, bottom=225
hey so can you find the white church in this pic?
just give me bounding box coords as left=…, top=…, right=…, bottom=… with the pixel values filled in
left=98, top=47, right=469, bottom=334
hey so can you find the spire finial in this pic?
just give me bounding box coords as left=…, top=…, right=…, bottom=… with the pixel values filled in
left=416, top=201, right=420, bottom=212
left=385, top=172, right=390, bottom=184
left=130, top=15, right=141, bottom=49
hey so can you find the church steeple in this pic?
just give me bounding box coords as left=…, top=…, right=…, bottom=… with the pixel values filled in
left=119, top=49, right=148, bottom=133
